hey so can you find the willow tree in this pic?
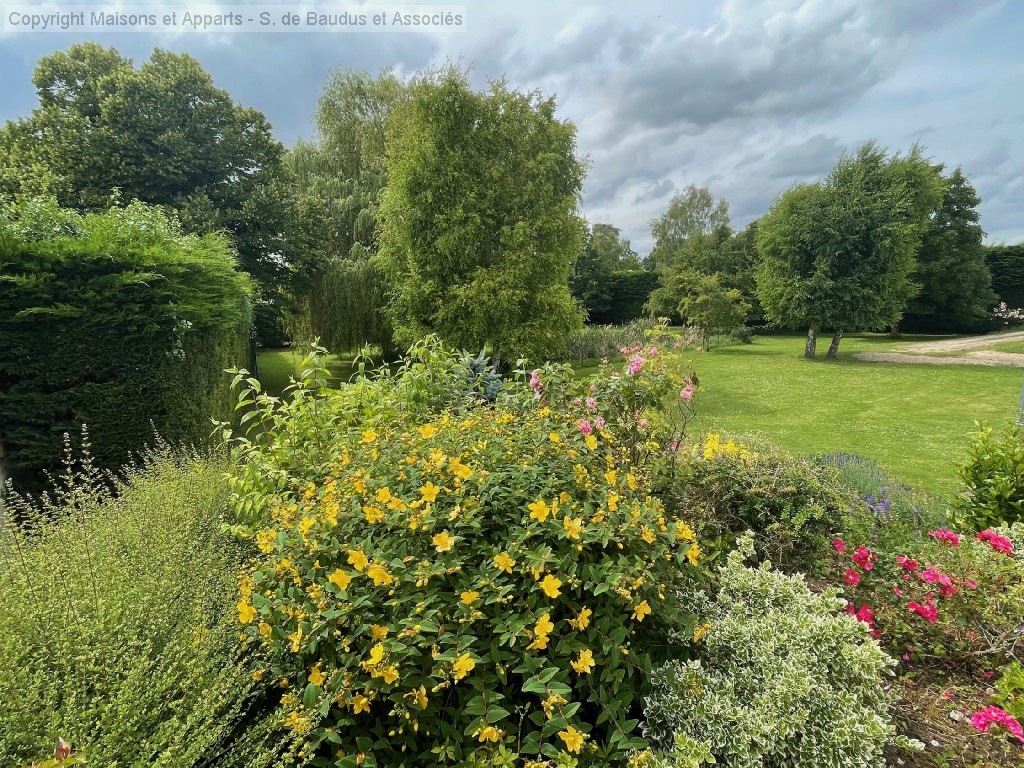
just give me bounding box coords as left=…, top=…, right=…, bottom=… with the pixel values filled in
left=376, top=70, right=585, bottom=366
left=285, top=68, right=410, bottom=354
left=756, top=142, right=943, bottom=358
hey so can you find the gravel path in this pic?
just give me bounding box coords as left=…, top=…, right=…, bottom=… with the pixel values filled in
left=853, top=330, right=1024, bottom=366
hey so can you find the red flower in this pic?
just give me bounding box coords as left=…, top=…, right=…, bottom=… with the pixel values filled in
left=896, top=555, right=918, bottom=571
left=928, top=528, right=961, bottom=547
left=907, top=600, right=939, bottom=623
left=831, top=537, right=847, bottom=554
left=852, top=545, right=877, bottom=571
left=855, top=604, right=876, bottom=628
left=971, top=706, right=1024, bottom=742
left=976, top=529, right=1013, bottom=555
left=844, top=568, right=861, bottom=586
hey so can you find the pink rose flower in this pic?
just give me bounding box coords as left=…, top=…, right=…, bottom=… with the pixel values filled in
left=831, top=538, right=846, bottom=554
left=844, top=568, right=860, bottom=586
left=928, top=529, right=960, bottom=547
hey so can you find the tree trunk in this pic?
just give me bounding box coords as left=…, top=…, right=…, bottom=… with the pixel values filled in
left=889, top=323, right=900, bottom=337
left=827, top=329, right=843, bottom=359
left=804, top=326, right=817, bottom=358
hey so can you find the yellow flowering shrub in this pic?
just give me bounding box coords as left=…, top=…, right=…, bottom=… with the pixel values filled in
left=230, top=340, right=704, bottom=766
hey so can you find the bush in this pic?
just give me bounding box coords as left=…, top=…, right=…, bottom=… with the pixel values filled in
left=953, top=420, right=1024, bottom=530
left=228, top=338, right=705, bottom=766
left=816, top=452, right=949, bottom=555
left=659, top=436, right=856, bottom=571
left=0, top=198, right=252, bottom=492
left=826, top=527, right=1024, bottom=675
left=0, top=449, right=292, bottom=768
left=563, top=317, right=662, bottom=362
left=642, top=534, right=897, bottom=768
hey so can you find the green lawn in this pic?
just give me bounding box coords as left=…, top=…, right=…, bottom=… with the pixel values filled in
left=684, top=334, right=1023, bottom=496
left=256, top=348, right=360, bottom=398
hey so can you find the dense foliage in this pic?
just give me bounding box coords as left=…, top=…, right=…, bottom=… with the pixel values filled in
left=953, top=420, right=1024, bottom=530
left=756, top=142, right=944, bottom=357
left=570, top=224, right=642, bottom=320
left=589, top=271, right=661, bottom=326
left=0, top=198, right=251, bottom=490
left=0, top=451, right=293, bottom=768
left=984, top=243, right=1024, bottom=309
left=0, top=43, right=291, bottom=344
left=226, top=338, right=703, bottom=766
left=642, top=535, right=898, bottom=768
left=376, top=70, right=585, bottom=366
left=659, top=435, right=856, bottom=571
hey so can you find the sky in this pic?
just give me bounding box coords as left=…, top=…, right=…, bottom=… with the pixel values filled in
left=1, top=0, right=1022, bottom=255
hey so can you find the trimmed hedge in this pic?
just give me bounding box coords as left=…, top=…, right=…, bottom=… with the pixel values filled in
left=0, top=199, right=252, bottom=490
left=588, top=270, right=660, bottom=325
left=984, top=243, right=1024, bottom=308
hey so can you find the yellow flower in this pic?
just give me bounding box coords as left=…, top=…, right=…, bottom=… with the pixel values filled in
left=461, top=590, right=480, bottom=605
left=367, top=564, right=394, bottom=586
left=528, top=499, right=551, bottom=523
left=571, top=648, right=595, bottom=674
left=693, top=623, right=711, bottom=642
left=674, top=521, right=695, bottom=542
left=420, top=482, right=441, bottom=503
left=237, top=600, right=255, bottom=624
left=493, top=552, right=516, bottom=573
left=687, top=542, right=701, bottom=566
left=563, top=516, right=584, bottom=540
left=370, top=624, right=389, bottom=641
left=256, top=528, right=277, bottom=553
left=641, top=525, right=655, bottom=544
left=284, top=710, right=312, bottom=735
left=528, top=633, right=551, bottom=650
left=352, top=694, right=370, bottom=714
left=366, top=643, right=385, bottom=666
left=381, top=665, right=400, bottom=684
left=308, top=665, right=325, bottom=686
left=288, top=626, right=304, bottom=653
left=535, top=612, right=554, bottom=636
left=627, top=473, right=639, bottom=491
left=328, top=569, right=352, bottom=591
left=361, top=429, right=378, bottom=444
left=412, top=684, right=429, bottom=709
left=432, top=530, right=455, bottom=553
left=251, top=669, right=264, bottom=681
left=568, top=607, right=592, bottom=630
left=258, top=621, right=273, bottom=639
left=632, top=600, right=652, bottom=622
left=452, top=652, right=475, bottom=681
left=375, top=487, right=392, bottom=504
left=585, top=434, right=598, bottom=451
left=347, top=549, right=369, bottom=571
left=478, top=725, right=502, bottom=742
left=539, top=574, right=563, bottom=599
left=607, top=492, right=619, bottom=511
left=299, top=516, right=316, bottom=537
left=418, top=424, right=438, bottom=439
left=363, top=505, right=385, bottom=524
left=604, top=469, right=618, bottom=485
left=558, top=725, right=586, bottom=753
left=549, top=432, right=561, bottom=443
left=449, top=459, right=473, bottom=480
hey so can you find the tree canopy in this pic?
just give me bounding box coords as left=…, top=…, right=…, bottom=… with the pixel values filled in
left=756, top=142, right=944, bottom=357
left=376, top=70, right=585, bottom=365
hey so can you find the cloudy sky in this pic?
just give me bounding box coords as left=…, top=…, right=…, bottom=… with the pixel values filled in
left=1, top=0, right=1022, bottom=254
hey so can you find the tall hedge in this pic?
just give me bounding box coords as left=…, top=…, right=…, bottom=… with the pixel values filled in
left=984, top=243, right=1024, bottom=308
left=588, top=269, right=660, bottom=325
left=0, top=199, right=252, bottom=490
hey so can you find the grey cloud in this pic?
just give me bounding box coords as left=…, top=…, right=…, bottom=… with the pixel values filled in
left=763, top=134, right=843, bottom=179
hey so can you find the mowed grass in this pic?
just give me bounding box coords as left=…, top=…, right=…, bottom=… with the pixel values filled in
left=256, top=348, right=360, bottom=398
left=686, top=334, right=1023, bottom=496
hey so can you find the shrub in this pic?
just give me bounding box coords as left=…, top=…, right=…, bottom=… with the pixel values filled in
left=816, top=452, right=949, bottom=555
left=642, top=534, right=897, bottom=768
left=659, top=436, right=856, bottom=571
left=0, top=448, right=293, bottom=768
left=826, top=528, right=1024, bottom=675
left=0, top=197, right=252, bottom=492
left=953, top=420, right=1024, bottom=530
left=228, top=339, right=705, bottom=766
left=563, top=317, right=662, bottom=362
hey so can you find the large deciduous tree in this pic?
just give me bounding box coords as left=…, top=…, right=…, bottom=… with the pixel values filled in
left=901, top=168, right=996, bottom=333
left=0, top=43, right=290, bottom=344
left=756, top=142, right=944, bottom=358
left=570, top=223, right=640, bottom=319
left=376, top=70, right=585, bottom=366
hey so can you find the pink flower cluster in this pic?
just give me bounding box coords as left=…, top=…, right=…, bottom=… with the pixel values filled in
left=928, top=528, right=960, bottom=547
left=907, top=599, right=939, bottom=623
left=977, top=529, right=1013, bottom=555
left=529, top=370, right=543, bottom=398
left=971, top=705, right=1024, bottom=742
left=852, top=544, right=877, bottom=571
left=844, top=603, right=877, bottom=634
left=679, top=376, right=695, bottom=401
left=626, top=354, right=646, bottom=375
left=577, top=420, right=593, bottom=435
